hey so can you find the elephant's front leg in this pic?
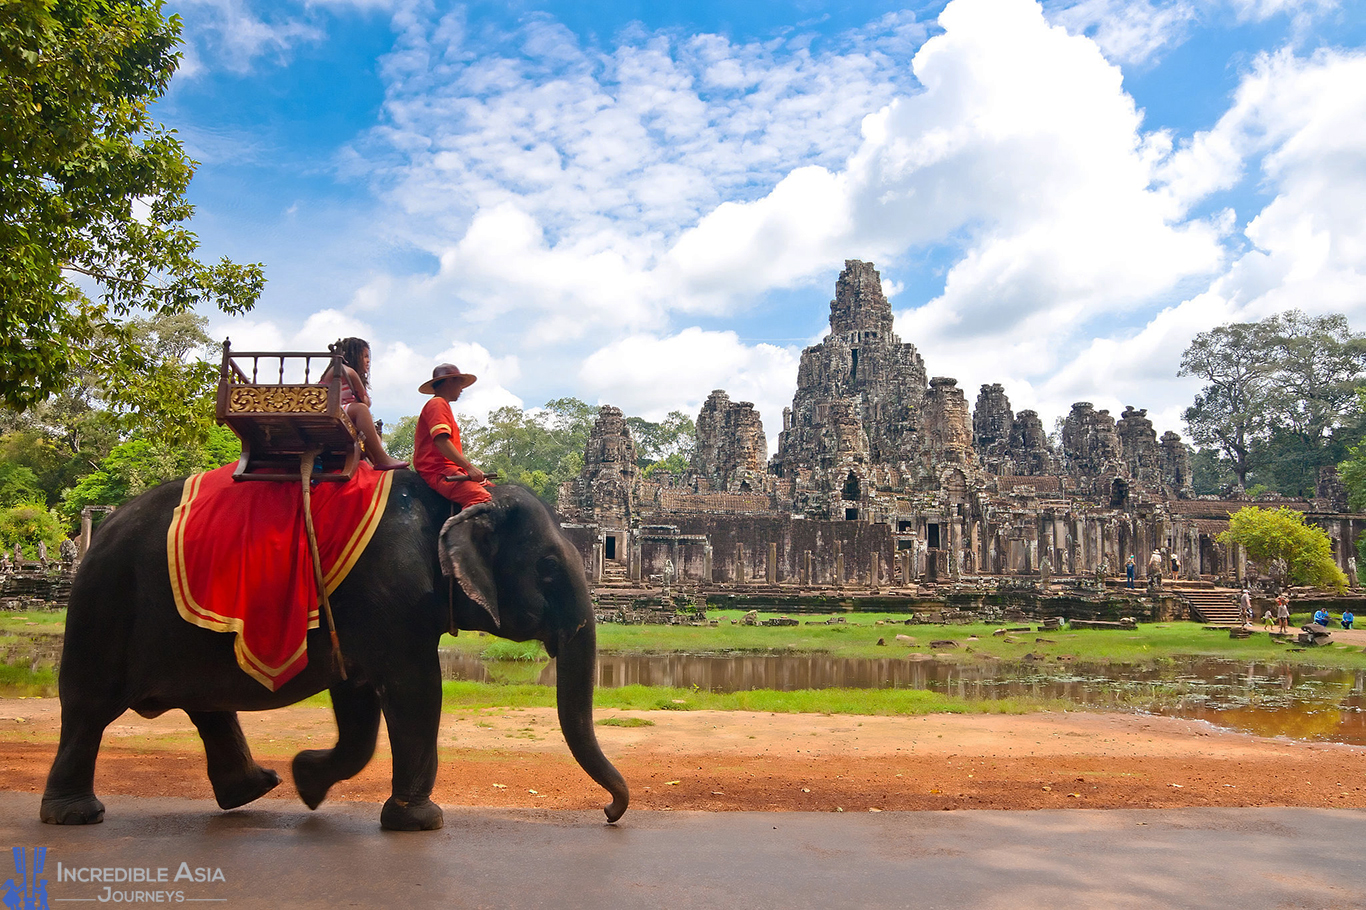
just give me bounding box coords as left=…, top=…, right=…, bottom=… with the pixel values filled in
left=376, top=652, right=444, bottom=831
left=187, top=711, right=281, bottom=810
left=292, top=679, right=382, bottom=810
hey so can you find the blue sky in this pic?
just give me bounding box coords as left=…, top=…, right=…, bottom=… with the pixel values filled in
left=163, top=0, right=1366, bottom=449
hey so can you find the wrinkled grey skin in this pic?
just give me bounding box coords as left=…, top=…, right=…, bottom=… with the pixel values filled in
left=40, top=476, right=627, bottom=830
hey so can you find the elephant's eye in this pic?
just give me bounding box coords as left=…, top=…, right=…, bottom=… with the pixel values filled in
left=537, top=555, right=559, bottom=583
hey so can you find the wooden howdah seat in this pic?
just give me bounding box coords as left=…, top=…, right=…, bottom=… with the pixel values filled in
left=215, top=340, right=363, bottom=482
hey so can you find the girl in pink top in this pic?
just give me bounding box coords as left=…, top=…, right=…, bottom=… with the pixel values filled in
left=321, top=337, right=408, bottom=470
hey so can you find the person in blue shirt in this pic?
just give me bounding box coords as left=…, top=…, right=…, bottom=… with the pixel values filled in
left=1343, top=610, right=1355, bottom=630
left=1312, top=608, right=1331, bottom=627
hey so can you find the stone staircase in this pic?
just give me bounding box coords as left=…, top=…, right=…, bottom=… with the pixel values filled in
left=1173, top=583, right=1243, bottom=625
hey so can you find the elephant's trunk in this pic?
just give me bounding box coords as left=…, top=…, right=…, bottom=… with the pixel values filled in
left=555, top=621, right=629, bottom=822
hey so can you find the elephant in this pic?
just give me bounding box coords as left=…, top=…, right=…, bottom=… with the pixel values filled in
left=40, top=474, right=629, bottom=830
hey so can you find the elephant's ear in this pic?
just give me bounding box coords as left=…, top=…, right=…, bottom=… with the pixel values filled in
left=438, top=502, right=500, bottom=627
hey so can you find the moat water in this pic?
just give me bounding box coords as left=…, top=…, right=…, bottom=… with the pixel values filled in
left=439, top=650, right=1366, bottom=745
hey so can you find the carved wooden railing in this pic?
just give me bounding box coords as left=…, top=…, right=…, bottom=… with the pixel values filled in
left=215, top=341, right=361, bottom=482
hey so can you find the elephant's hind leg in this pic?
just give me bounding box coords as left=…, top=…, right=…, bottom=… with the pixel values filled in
left=188, top=711, right=281, bottom=810
left=41, top=695, right=127, bottom=825
left=292, top=680, right=381, bottom=810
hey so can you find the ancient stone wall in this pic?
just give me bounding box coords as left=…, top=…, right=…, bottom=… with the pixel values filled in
left=692, top=389, right=769, bottom=492
left=973, top=383, right=1013, bottom=471
left=1116, top=406, right=1161, bottom=486
left=1061, top=402, right=1121, bottom=479
left=922, top=377, right=975, bottom=468
left=1007, top=410, right=1056, bottom=476
left=557, top=405, right=638, bottom=527
left=1159, top=431, right=1193, bottom=498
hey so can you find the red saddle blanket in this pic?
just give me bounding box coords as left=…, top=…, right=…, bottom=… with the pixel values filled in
left=166, top=462, right=394, bottom=690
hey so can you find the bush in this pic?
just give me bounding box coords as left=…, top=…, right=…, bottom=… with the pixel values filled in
left=1218, top=506, right=1348, bottom=592
left=0, top=504, right=64, bottom=561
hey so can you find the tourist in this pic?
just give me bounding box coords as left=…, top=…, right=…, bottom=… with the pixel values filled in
left=1169, top=552, right=1180, bottom=579
left=1240, top=589, right=1253, bottom=626
left=320, top=337, right=409, bottom=470
left=1276, top=592, right=1290, bottom=633
left=1148, top=550, right=1163, bottom=588
left=1343, top=609, right=1355, bottom=630
left=1263, top=610, right=1274, bottom=628
left=1312, top=607, right=1331, bottom=629
left=1125, top=555, right=1135, bottom=589
left=413, top=363, right=493, bottom=508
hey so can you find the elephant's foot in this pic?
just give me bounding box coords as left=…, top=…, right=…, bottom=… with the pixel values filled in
left=210, top=765, right=281, bottom=811
left=40, top=793, right=105, bottom=825
left=291, top=749, right=339, bottom=811
left=380, top=796, right=444, bottom=831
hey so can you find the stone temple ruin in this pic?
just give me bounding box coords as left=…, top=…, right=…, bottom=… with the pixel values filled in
left=558, top=260, right=1364, bottom=618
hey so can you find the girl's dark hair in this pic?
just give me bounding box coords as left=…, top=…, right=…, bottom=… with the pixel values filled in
left=330, top=337, right=370, bottom=388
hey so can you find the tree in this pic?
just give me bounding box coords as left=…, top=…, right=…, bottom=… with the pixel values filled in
left=459, top=398, right=596, bottom=505
left=1181, top=312, right=1366, bottom=492
left=1179, top=321, right=1274, bottom=488
left=1217, top=506, right=1347, bottom=592
left=627, top=411, right=696, bottom=472
left=0, top=462, right=44, bottom=507
left=0, top=503, right=64, bottom=560
left=1190, top=447, right=1235, bottom=496
left=1, top=0, right=262, bottom=413
left=383, top=415, right=417, bottom=461
left=60, top=423, right=239, bottom=524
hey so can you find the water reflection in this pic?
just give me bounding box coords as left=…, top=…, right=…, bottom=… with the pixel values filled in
left=439, top=650, right=1366, bottom=745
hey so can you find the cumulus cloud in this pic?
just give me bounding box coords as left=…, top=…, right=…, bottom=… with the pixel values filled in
left=203, top=0, right=1366, bottom=445
left=577, top=329, right=799, bottom=449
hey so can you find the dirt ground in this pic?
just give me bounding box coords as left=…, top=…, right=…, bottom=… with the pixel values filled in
left=3, top=698, right=1365, bottom=814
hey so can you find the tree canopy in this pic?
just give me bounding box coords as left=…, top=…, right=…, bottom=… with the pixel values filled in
left=627, top=411, right=695, bottom=476
left=453, top=398, right=596, bottom=504
left=1181, top=311, right=1366, bottom=494
left=1217, top=506, right=1347, bottom=592
left=1, top=0, right=262, bottom=413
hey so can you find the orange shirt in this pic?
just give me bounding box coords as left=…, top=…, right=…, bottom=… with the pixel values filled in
left=414, top=395, right=463, bottom=485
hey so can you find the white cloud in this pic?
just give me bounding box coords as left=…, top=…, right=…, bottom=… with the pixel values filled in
left=1045, top=0, right=1198, bottom=64
left=577, top=329, right=800, bottom=454
left=172, top=0, right=325, bottom=74
left=201, top=0, right=1366, bottom=448
left=1159, top=48, right=1366, bottom=324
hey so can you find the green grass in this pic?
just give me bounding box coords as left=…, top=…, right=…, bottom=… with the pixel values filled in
left=443, top=615, right=1366, bottom=667
left=596, top=716, right=655, bottom=727
left=439, top=679, right=1066, bottom=716
left=0, top=610, right=66, bottom=633
left=0, top=663, right=57, bottom=697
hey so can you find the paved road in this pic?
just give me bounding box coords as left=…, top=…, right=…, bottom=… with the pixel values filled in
left=1, top=794, right=1363, bottom=908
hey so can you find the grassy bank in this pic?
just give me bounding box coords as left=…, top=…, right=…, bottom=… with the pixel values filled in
left=443, top=614, right=1366, bottom=667
left=435, top=681, right=1066, bottom=716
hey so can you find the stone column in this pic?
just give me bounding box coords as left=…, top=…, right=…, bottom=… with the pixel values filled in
left=835, top=541, right=844, bottom=589
left=767, top=542, right=778, bottom=585
left=591, top=542, right=604, bottom=583
left=900, top=550, right=911, bottom=586
left=803, top=550, right=813, bottom=586
left=703, top=541, right=713, bottom=584
left=630, top=543, right=642, bottom=582
left=870, top=552, right=880, bottom=592
left=736, top=543, right=745, bottom=583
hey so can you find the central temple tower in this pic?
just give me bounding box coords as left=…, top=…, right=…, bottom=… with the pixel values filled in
left=771, top=260, right=966, bottom=517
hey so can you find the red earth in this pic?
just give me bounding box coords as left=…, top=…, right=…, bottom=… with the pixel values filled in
left=3, top=698, right=1364, bottom=813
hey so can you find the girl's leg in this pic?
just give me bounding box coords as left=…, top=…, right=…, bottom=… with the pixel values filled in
left=346, top=402, right=408, bottom=470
